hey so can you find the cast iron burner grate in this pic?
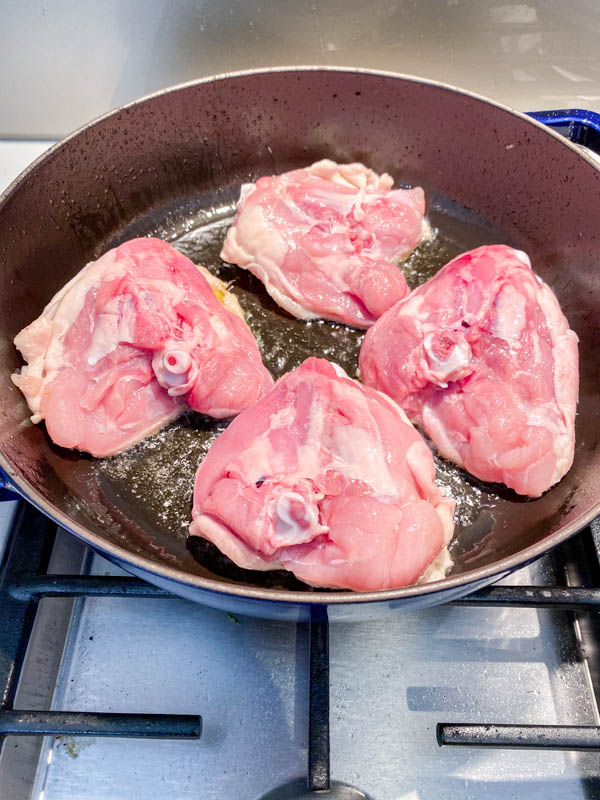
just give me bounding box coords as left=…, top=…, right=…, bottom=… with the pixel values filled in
left=2, top=503, right=600, bottom=799
left=1, top=110, right=600, bottom=798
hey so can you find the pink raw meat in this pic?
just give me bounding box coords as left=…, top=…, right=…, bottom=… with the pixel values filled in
left=189, top=357, right=455, bottom=591
left=221, top=159, right=427, bottom=328
left=12, top=237, right=273, bottom=457
left=359, top=245, right=579, bottom=497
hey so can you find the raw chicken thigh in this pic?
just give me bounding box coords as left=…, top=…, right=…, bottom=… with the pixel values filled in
left=189, top=357, right=455, bottom=591
left=360, top=245, right=579, bottom=497
left=12, top=238, right=273, bottom=458
left=221, top=159, right=427, bottom=328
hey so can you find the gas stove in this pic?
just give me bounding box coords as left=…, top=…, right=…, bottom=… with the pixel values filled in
left=3, top=499, right=600, bottom=800
left=2, top=124, right=600, bottom=800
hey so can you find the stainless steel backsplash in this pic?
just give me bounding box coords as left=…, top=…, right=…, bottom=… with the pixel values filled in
left=2, top=0, right=600, bottom=138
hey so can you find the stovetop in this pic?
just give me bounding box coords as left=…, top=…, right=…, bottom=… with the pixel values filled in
left=2, top=504, right=600, bottom=800
left=2, top=128, right=600, bottom=799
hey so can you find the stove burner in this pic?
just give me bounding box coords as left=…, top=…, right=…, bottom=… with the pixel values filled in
left=257, top=778, right=369, bottom=799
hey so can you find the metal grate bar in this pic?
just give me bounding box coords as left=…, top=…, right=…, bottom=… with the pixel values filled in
left=7, top=575, right=175, bottom=600
left=0, top=508, right=202, bottom=749
left=450, top=585, right=600, bottom=609
left=0, top=503, right=57, bottom=711
left=10, top=575, right=600, bottom=611
left=308, top=605, right=330, bottom=792
left=0, top=710, right=201, bottom=739
left=437, top=723, right=600, bottom=750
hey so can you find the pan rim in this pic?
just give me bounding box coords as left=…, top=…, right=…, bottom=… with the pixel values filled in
left=1, top=65, right=598, bottom=605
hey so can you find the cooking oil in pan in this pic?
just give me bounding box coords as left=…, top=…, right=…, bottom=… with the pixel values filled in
left=97, top=195, right=511, bottom=585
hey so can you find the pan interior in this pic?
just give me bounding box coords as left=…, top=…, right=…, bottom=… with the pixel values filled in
left=79, top=189, right=531, bottom=591
left=2, top=70, right=597, bottom=598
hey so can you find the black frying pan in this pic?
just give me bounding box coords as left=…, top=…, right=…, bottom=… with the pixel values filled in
left=1, top=68, right=599, bottom=620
